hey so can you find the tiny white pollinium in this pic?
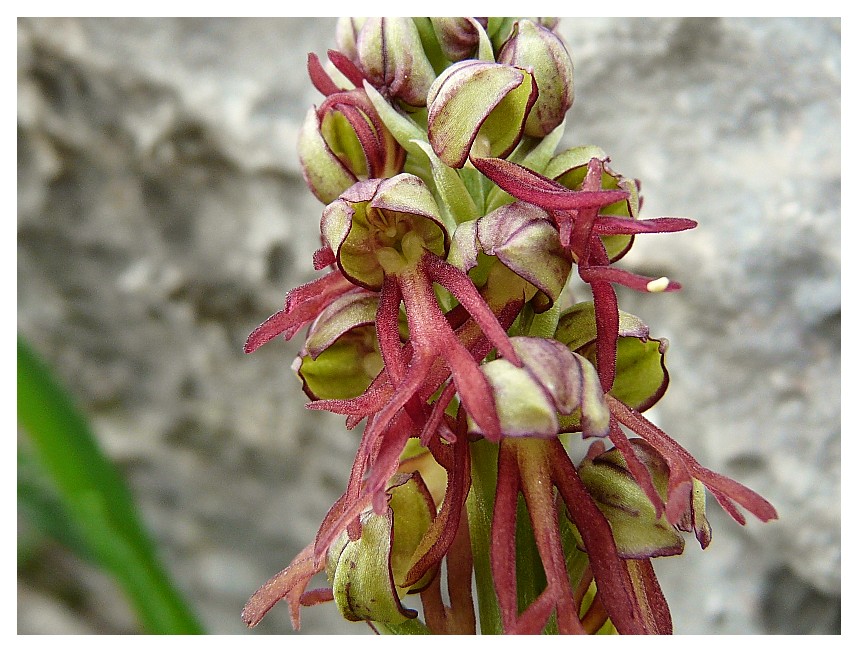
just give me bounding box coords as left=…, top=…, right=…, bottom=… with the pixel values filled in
left=646, top=276, right=670, bottom=293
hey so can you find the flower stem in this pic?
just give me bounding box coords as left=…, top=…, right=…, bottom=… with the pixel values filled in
left=514, top=495, right=546, bottom=617
left=466, top=438, right=503, bottom=634
left=375, top=618, right=432, bottom=635
left=527, top=302, right=560, bottom=339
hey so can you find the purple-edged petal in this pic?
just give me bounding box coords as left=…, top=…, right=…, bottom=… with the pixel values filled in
left=304, top=291, right=378, bottom=358
left=294, top=290, right=383, bottom=401
left=321, top=174, right=448, bottom=290
left=477, top=201, right=571, bottom=312
left=473, top=357, right=559, bottom=438
left=297, top=107, right=359, bottom=204
left=514, top=337, right=609, bottom=437
left=427, top=61, right=537, bottom=168
left=471, top=337, right=610, bottom=441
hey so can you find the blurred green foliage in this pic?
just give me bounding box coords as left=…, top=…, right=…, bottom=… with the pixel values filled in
left=17, top=335, right=204, bottom=634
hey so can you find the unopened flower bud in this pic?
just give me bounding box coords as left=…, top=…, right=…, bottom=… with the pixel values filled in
left=298, top=89, right=406, bottom=204
left=430, top=17, right=481, bottom=62
left=427, top=60, right=537, bottom=168
left=356, top=18, right=436, bottom=107
left=321, top=174, right=448, bottom=290
left=335, top=17, right=365, bottom=61
left=486, top=17, right=558, bottom=51
left=497, top=19, right=574, bottom=138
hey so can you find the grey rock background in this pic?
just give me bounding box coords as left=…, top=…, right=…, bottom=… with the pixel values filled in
left=17, top=18, right=840, bottom=634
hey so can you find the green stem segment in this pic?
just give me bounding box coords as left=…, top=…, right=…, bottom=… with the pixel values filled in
left=466, top=438, right=503, bottom=634
left=527, top=302, right=560, bottom=339
left=376, top=618, right=433, bottom=634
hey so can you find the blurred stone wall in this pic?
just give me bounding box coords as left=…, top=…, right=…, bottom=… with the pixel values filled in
left=17, top=18, right=840, bottom=634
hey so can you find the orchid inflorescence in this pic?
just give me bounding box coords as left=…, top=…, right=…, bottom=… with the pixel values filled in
left=241, top=17, right=776, bottom=635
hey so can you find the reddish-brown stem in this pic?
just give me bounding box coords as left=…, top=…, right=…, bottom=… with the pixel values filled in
left=581, top=592, right=610, bottom=634
left=515, top=439, right=585, bottom=634
left=547, top=439, right=647, bottom=634
left=491, top=442, right=522, bottom=632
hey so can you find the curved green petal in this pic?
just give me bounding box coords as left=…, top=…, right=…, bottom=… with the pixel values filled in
left=328, top=474, right=435, bottom=624
left=554, top=302, right=669, bottom=413
left=578, top=444, right=684, bottom=559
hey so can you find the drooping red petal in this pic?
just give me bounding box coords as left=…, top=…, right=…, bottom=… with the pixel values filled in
left=376, top=275, right=406, bottom=383
left=607, top=395, right=778, bottom=524
left=244, top=270, right=354, bottom=353
left=626, top=559, right=672, bottom=635
left=579, top=266, right=682, bottom=293
left=590, top=277, right=619, bottom=392
left=425, top=253, right=521, bottom=366
left=580, top=234, right=618, bottom=392
left=419, top=382, right=457, bottom=446
left=418, top=506, right=477, bottom=635
left=515, top=441, right=585, bottom=634
left=440, top=334, right=502, bottom=441
left=312, top=411, right=386, bottom=553
left=593, top=216, right=698, bottom=236
left=444, top=508, right=477, bottom=634
left=241, top=541, right=323, bottom=629
left=568, top=158, right=605, bottom=260
left=472, top=156, right=629, bottom=211
left=398, top=258, right=502, bottom=440
left=404, top=435, right=470, bottom=586
left=491, top=442, right=521, bottom=633
left=420, top=568, right=450, bottom=634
